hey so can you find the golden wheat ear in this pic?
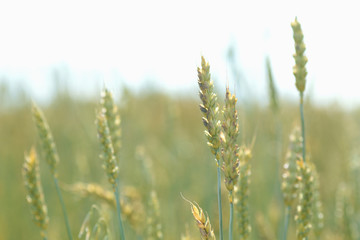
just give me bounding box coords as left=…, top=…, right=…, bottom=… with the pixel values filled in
left=181, top=193, right=216, bottom=240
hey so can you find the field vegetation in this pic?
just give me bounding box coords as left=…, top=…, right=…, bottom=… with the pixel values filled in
left=1, top=19, right=360, bottom=240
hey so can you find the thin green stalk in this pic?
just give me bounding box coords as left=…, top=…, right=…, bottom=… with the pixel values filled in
left=53, top=178, right=73, bottom=240
left=217, top=166, right=224, bottom=240
left=229, top=192, right=233, bottom=240
left=300, top=94, right=306, bottom=162
left=282, top=206, right=291, bottom=240
left=114, top=180, right=126, bottom=240
left=300, top=95, right=309, bottom=240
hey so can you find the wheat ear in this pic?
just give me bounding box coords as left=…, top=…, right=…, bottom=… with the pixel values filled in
left=23, top=147, right=49, bottom=240
left=291, top=17, right=308, bottom=163
left=220, top=87, right=240, bottom=240
left=100, top=88, right=122, bottom=158
left=146, top=190, right=164, bottom=240
left=96, top=111, right=125, bottom=240
left=234, top=146, right=252, bottom=240
left=32, top=103, right=73, bottom=240
left=295, top=160, right=313, bottom=240
left=182, top=194, right=216, bottom=240
left=310, top=163, right=324, bottom=239
left=197, top=56, right=223, bottom=240
left=281, top=127, right=302, bottom=240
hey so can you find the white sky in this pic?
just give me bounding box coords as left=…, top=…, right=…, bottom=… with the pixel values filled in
left=0, top=0, right=359, bottom=107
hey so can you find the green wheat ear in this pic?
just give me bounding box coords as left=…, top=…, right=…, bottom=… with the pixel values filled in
left=282, top=127, right=302, bottom=207
left=146, top=190, right=164, bottom=240
left=234, top=146, right=252, bottom=240
left=220, top=87, right=240, bottom=193
left=100, top=88, right=122, bottom=158
left=197, top=56, right=223, bottom=240
left=295, top=160, right=313, bottom=240
left=32, top=102, right=73, bottom=240
left=23, top=147, right=49, bottom=239
left=32, top=103, right=59, bottom=177
left=197, top=56, right=222, bottom=163
left=291, top=17, right=308, bottom=95
left=96, top=111, right=119, bottom=187
left=310, top=163, right=324, bottom=238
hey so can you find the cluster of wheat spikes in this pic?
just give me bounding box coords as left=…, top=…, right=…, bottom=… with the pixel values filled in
left=23, top=17, right=326, bottom=240
left=187, top=17, right=324, bottom=240
left=193, top=55, right=253, bottom=240
left=25, top=88, right=165, bottom=240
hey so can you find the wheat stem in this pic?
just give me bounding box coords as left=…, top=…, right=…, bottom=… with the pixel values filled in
left=300, top=95, right=306, bottom=162
left=54, top=178, right=73, bottom=240
left=282, top=206, right=291, bottom=240
left=229, top=192, right=233, bottom=240
left=114, top=180, right=126, bottom=240
left=217, top=166, right=224, bottom=240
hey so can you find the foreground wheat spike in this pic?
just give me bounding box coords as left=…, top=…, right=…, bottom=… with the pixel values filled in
left=291, top=17, right=307, bottom=96
left=32, top=103, right=73, bottom=240
left=23, top=147, right=49, bottom=239
left=101, top=89, right=122, bottom=158
left=221, top=87, right=240, bottom=193
left=197, top=56, right=223, bottom=240
left=291, top=17, right=308, bottom=168
left=182, top=195, right=216, bottom=240
left=220, top=87, right=240, bottom=240
left=146, top=190, right=164, bottom=240
left=32, top=103, right=59, bottom=177
left=310, top=163, right=324, bottom=238
left=282, top=127, right=302, bottom=207
left=295, top=160, right=313, bottom=240
left=234, top=146, right=252, bottom=240
left=96, top=110, right=126, bottom=239
left=198, top=56, right=222, bottom=162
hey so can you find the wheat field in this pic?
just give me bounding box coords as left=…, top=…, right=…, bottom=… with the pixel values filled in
left=1, top=19, right=360, bottom=240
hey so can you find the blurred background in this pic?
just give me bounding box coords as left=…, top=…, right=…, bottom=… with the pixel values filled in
left=1, top=0, right=360, bottom=239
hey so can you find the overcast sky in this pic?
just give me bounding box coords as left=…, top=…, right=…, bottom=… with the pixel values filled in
left=0, top=0, right=359, bottom=107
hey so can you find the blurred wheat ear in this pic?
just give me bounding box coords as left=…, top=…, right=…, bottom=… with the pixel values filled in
left=96, top=88, right=126, bottom=240
left=23, top=147, right=49, bottom=240
left=32, top=103, right=73, bottom=240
